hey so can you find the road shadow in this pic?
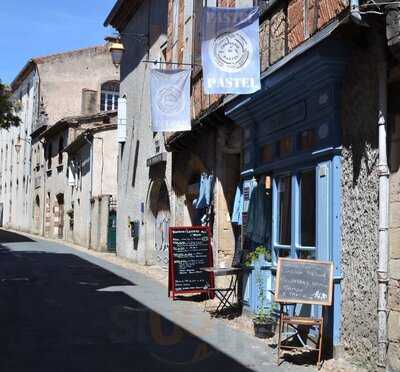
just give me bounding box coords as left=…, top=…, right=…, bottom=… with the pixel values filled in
left=0, top=246, right=253, bottom=372
left=0, top=228, right=36, bottom=243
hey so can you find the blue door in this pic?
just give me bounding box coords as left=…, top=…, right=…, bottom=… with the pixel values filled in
left=270, top=159, right=340, bottom=345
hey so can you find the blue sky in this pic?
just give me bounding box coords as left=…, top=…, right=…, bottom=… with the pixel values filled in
left=0, top=0, right=116, bottom=84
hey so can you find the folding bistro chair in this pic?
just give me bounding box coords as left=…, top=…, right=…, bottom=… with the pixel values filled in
left=202, top=267, right=242, bottom=314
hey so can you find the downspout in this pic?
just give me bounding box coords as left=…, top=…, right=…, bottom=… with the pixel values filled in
left=377, top=35, right=389, bottom=369
left=84, top=133, right=94, bottom=249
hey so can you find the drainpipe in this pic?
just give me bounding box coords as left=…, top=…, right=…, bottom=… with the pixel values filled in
left=377, top=35, right=389, bottom=369
left=84, top=133, right=94, bottom=249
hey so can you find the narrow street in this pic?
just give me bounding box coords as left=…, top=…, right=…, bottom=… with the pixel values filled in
left=0, top=229, right=311, bottom=372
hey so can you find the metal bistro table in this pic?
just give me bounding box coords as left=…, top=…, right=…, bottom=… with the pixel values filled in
left=201, top=267, right=242, bottom=314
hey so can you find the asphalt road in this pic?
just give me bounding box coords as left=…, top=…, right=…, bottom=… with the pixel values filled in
left=0, top=229, right=312, bottom=372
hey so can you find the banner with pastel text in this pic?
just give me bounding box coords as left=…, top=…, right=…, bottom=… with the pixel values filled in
left=201, top=6, right=261, bottom=94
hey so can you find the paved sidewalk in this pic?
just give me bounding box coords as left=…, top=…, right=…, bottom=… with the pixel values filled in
left=0, top=229, right=314, bottom=372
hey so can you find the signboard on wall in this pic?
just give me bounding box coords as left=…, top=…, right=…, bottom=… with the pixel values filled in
left=168, top=226, right=214, bottom=299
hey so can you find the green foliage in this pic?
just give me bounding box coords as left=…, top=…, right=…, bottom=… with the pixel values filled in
left=0, top=81, right=21, bottom=129
left=255, top=273, right=278, bottom=323
left=245, top=245, right=276, bottom=323
left=244, top=245, right=272, bottom=267
left=255, top=269, right=268, bottom=322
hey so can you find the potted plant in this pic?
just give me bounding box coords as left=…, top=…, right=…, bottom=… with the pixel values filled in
left=252, top=270, right=277, bottom=338
left=244, top=245, right=272, bottom=267
left=244, top=246, right=276, bottom=338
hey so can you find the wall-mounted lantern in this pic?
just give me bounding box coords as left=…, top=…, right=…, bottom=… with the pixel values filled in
left=15, top=135, right=30, bottom=154
left=106, top=37, right=125, bottom=67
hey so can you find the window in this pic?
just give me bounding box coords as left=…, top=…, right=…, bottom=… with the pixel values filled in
left=299, top=129, right=316, bottom=151
left=273, top=169, right=316, bottom=262
left=260, top=143, right=274, bottom=163
left=100, top=81, right=119, bottom=111
left=300, top=170, right=316, bottom=247
left=277, top=175, right=291, bottom=247
left=278, top=136, right=293, bottom=157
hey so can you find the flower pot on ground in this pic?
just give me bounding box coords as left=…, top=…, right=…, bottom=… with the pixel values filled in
left=244, top=245, right=277, bottom=338
left=253, top=316, right=276, bottom=339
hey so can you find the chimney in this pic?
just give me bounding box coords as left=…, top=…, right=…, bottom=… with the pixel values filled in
left=81, top=89, right=98, bottom=115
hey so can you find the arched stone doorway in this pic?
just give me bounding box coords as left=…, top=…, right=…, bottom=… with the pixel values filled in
left=146, top=180, right=170, bottom=268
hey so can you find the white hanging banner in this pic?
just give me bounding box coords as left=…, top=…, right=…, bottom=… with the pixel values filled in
left=150, top=68, right=191, bottom=132
left=201, top=6, right=261, bottom=95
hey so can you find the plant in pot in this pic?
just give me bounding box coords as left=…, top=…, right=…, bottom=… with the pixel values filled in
left=244, top=245, right=272, bottom=267
left=252, top=272, right=277, bottom=338
left=245, top=246, right=276, bottom=338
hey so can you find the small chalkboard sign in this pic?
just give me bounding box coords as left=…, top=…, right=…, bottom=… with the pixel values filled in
left=168, top=226, right=214, bottom=299
left=275, top=258, right=333, bottom=306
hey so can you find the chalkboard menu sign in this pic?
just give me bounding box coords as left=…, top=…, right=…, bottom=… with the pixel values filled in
left=168, top=226, right=214, bottom=299
left=275, top=258, right=333, bottom=306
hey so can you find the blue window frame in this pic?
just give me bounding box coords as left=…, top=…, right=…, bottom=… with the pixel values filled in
left=272, top=168, right=317, bottom=264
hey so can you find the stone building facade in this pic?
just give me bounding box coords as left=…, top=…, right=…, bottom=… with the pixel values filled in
left=1, top=45, right=118, bottom=236
left=36, top=111, right=117, bottom=251
left=0, top=67, right=38, bottom=232
left=340, top=31, right=381, bottom=370
left=64, top=116, right=118, bottom=251
left=104, top=0, right=397, bottom=370
left=28, top=45, right=119, bottom=240
left=105, top=0, right=171, bottom=265
left=165, top=0, right=386, bottom=370
left=32, top=46, right=119, bottom=127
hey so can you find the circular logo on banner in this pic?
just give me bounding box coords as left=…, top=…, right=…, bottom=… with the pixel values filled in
left=156, top=87, right=183, bottom=115
left=210, top=30, right=251, bottom=72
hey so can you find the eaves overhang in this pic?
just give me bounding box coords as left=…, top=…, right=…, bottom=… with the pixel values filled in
left=104, top=0, right=143, bottom=30
left=10, top=60, right=36, bottom=92
left=64, top=124, right=117, bottom=154
left=31, top=125, right=48, bottom=140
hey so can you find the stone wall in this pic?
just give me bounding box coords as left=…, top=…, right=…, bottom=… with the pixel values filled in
left=116, top=0, right=170, bottom=265
left=388, top=113, right=400, bottom=372
left=0, top=69, right=38, bottom=233
left=36, top=45, right=119, bottom=127
left=171, top=125, right=241, bottom=285
left=90, top=195, right=111, bottom=252
left=340, top=33, right=379, bottom=370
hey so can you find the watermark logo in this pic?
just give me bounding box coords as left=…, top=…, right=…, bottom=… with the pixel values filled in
left=210, top=30, right=251, bottom=73
left=149, top=312, right=215, bottom=366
